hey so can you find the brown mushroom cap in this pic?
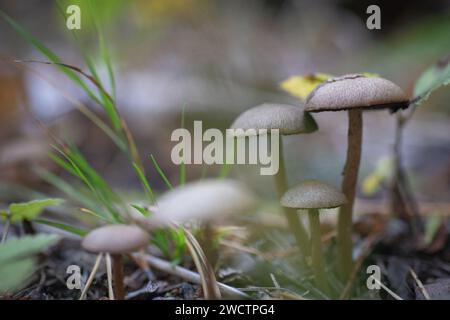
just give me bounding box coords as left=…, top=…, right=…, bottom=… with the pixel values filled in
left=305, top=74, right=409, bottom=112
left=82, top=225, right=149, bottom=254
left=152, top=179, right=256, bottom=225
left=281, top=180, right=347, bottom=209
left=230, top=103, right=318, bottom=136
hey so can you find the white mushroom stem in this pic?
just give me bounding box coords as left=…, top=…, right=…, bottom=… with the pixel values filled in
left=105, top=253, right=115, bottom=300
left=308, top=209, right=330, bottom=296
left=112, top=254, right=125, bottom=300
left=79, top=253, right=103, bottom=300
left=275, top=137, right=310, bottom=257
left=338, top=109, right=363, bottom=281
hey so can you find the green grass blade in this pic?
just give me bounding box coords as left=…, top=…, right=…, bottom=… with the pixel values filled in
left=132, top=162, right=156, bottom=204
left=34, top=219, right=87, bottom=237
left=150, top=154, right=173, bottom=190
left=179, top=106, right=187, bottom=185
left=0, top=10, right=101, bottom=105
left=218, top=163, right=231, bottom=179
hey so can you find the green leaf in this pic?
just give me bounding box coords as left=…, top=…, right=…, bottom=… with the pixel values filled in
left=0, top=234, right=60, bottom=294
left=412, top=55, right=450, bottom=107
left=8, top=199, right=64, bottom=222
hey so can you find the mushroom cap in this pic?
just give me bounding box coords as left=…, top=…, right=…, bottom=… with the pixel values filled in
left=152, top=179, right=256, bottom=225
left=305, top=74, right=409, bottom=112
left=230, top=103, right=318, bottom=136
left=281, top=180, right=347, bottom=209
left=82, top=225, right=149, bottom=254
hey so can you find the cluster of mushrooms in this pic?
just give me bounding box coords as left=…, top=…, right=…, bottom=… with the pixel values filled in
left=80, top=74, right=408, bottom=299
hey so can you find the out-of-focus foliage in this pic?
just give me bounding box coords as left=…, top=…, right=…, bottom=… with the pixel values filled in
left=132, top=0, right=207, bottom=26
left=280, top=73, right=378, bottom=101
left=362, top=157, right=394, bottom=196
left=0, top=235, right=60, bottom=294
left=3, top=198, right=64, bottom=223
left=412, top=55, right=450, bottom=107
left=424, top=213, right=443, bottom=246
left=56, top=0, right=126, bottom=31
left=280, top=73, right=332, bottom=101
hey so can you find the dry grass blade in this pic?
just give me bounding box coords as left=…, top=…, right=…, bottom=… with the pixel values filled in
left=340, top=234, right=380, bottom=299
left=182, top=226, right=221, bottom=299
left=137, top=254, right=248, bottom=298
left=410, top=268, right=430, bottom=300
left=79, top=253, right=103, bottom=300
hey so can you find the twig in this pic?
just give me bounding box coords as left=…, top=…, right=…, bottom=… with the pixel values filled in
left=409, top=268, right=430, bottom=300
left=137, top=253, right=248, bottom=299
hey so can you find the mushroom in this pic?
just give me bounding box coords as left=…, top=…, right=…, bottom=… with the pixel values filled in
left=81, top=224, right=149, bottom=300
left=152, top=179, right=256, bottom=265
left=304, top=74, right=408, bottom=280
left=230, top=103, right=318, bottom=257
left=281, top=180, right=347, bottom=296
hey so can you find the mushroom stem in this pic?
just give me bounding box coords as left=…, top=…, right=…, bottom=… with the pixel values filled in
left=274, top=137, right=310, bottom=257
left=105, top=253, right=115, bottom=300
left=308, top=209, right=330, bottom=296
left=338, top=109, right=362, bottom=281
left=112, top=254, right=125, bottom=300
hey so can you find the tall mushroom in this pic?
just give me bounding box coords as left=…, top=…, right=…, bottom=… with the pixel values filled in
left=304, top=74, right=408, bottom=280
left=230, top=103, right=318, bottom=257
left=281, top=180, right=347, bottom=296
left=81, top=224, right=149, bottom=300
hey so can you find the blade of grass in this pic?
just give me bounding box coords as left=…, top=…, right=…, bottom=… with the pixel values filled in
left=150, top=154, right=173, bottom=190
left=218, top=163, right=231, bottom=179
left=34, top=167, right=103, bottom=214
left=79, top=208, right=115, bottom=224
left=6, top=59, right=127, bottom=151
left=0, top=10, right=101, bottom=105
left=179, top=106, right=187, bottom=185
left=132, top=162, right=156, bottom=204
left=182, top=226, right=221, bottom=299
left=15, top=59, right=121, bottom=131
left=34, top=219, right=87, bottom=237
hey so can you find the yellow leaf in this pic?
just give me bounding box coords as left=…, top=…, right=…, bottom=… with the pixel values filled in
left=280, top=73, right=333, bottom=100
left=362, top=173, right=382, bottom=196
left=362, top=72, right=380, bottom=78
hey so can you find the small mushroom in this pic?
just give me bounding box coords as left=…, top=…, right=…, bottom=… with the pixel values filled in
left=231, top=103, right=318, bottom=257
left=281, top=180, right=347, bottom=296
left=305, top=74, right=408, bottom=280
left=81, top=224, right=149, bottom=300
left=153, top=179, right=256, bottom=225
left=152, top=179, right=256, bottom=266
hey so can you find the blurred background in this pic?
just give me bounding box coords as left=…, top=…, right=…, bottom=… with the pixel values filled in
left=0, top=0, right=449, bottom=213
